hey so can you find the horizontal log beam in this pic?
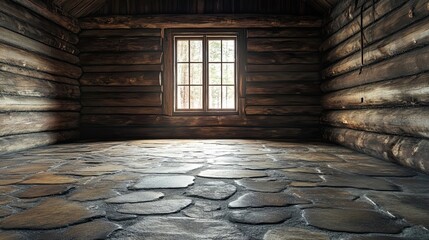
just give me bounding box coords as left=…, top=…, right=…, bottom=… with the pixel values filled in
left=78, top=37, right=162, bottom=52
left=322, top=73, right=429, bottom=109
left=82, top=64, right=162, bottom=73
left=81, top=93, right=162, bottom=107
left=246, top=95, right=320, bottom=106
left=246, top=82, right=321, bottom=95
left=323, top=127, right=429, bottom=174
left=80, top=29, right=161, bottom=37
left=246, top=64, right=320, bottom=72
left=81, top=107, right=162, bottom=115
left=246, top=72, right=319, bottom=82
left=81, top=86, right=162, bottom=93
left=247, top=28, right=320, bottom=38
left=322, top=108, right=429, bottom=138
left=80, top=52, right=162, bottom=65
left=80, top=15, right=322, bottom=29
left=0, top=112, right=79, bottom=137
left=247, top=38, right=320, bottom=52
left=80, top=72, right=161, bottom=86
left=0, top=95, right=80, bottom=112
left=245, top=106, right=322, bottom=116
left=247, top=52, right=319, bottom=64
left=0, top=130, right=79, bottom=154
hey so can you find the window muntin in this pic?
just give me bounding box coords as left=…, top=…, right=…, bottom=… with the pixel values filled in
left=174, top=35, right=237, bottom=113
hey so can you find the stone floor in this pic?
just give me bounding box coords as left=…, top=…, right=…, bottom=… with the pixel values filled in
left=0, top=140, right=428, bottom=240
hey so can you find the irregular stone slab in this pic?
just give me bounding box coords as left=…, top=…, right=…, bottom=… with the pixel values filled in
left=228, top=192, right=309, bottom=208
left=20, top=174, right=77, bottom=185
left=0, top=186, right=18, bottom=194
left=0, top=164, right=51, bottom=175
left=198, top=169, right=266, bottom=179
left=282, top=167, right=322, bottom=174
left=241, top=162, right=286, bottom=170
left=302, top=199, right=374, bottom=210
left=288, top=188, right=357, bottom=202
left=281, top=172, right=322, bottom=182
left=0, top=195, right=15, bottom=205
left=0, top=207, right=13, bottom=218
left=130, top=175, right=195, bottom=189
left=106, top=191, right=164, bottom=203
left=15, top=185, right=72, bottom=199
left=273, top=152, right=344, bottom=162
left=388, top=177, right=429, bottom=194
left=0, top=198, right=104, bottom=230
left=185, top=181, right=236, bottom=200
left=76, top=164, right=125, bottom=173
left=263, top=227, right=329, bottom=240
left=68, top=186, right=120, bottom=202
left=366, top=193, right=429, bottom=228
left=107, top=212, right=138, bottom=221
left=0, top=231, right=27, bottom=240
left=35, top=220, right=121, bottom=240
left=329, top=163, right=417, bottom=177
left=117, top=199, right=192, bottom=215
left=288, top=181, right=319, bottom=187
left=235, top=179, right=288, bottom=193
left=132, top=164, right=203, bottom=174
left=228, top=208, right=291, bottom=224
left=125, top=217, right=247, bottom=240
left=0, top=176, right=25, bottom=186
left=318, top=175, right=400, bottom=191
left=344, top=236, right=410, bottom=240
left=182, top=201, right=223, bottom=219
left=303, top=208, right=405, bottom=233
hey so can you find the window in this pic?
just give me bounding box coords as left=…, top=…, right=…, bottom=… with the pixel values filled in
left=174, top=35, right=237, bottom=113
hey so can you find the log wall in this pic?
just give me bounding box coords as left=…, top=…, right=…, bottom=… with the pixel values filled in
left=79, top=16, right=322, bottom=139
left=321, top=0, right=429, bottom=174
left=0, top=0, right=81, bottom=154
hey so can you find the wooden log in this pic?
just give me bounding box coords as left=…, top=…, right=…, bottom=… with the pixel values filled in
left=321, top=45, right=429, bottom=92
left=0, top=112, right=79, bottom=137
left=324, top=7, right=429, bottom=77
left=79, top=37, right=162, bottom=52
left=0, top=130, right=79, bottom=154
left=80, top=72, right=161, bottom=86
left=0, top=71, right=80, bottom=99
left=0, top=43, right=82, bottom=79
left=0, top=11, right=79, bottom=55
left=322, top=73, right=429, bottom=109
left=326, top=0, right=366, bottom=23
left=81, top=107, right=162, bottom=115
left=247, top=28, right=320, bottom=38
left=81, top=93, right=162, bottom=107
left=321, top=108, right=429, bottom=138
left=82, top=64, right=162, bottom=73
left=80, top=29, right=161, bottom=37
left=247, top=38, right=320, bottom=52
left=247, top=64, right=319, bottom=72
left=246, top=82, right=321, bottom=95
left=321, top=0, right=406, bottom=52
left=0, top=0, right=79, bottom=44
left=80, top=15, right=322, bottom=29
left=246, top=72, right=319, bottom=82
left=245, top=106, right=322, bottom=115
left=247, top=52, right=319, bottom=64
left=81, top=86, right=162, bottom=93
left=0, top=64, right=78, bottom=86
left=80, top=52, right=162, bottom=65
left=81, top=127, right=321, bottom=139
left=323, top=127, right=429, bottom=174
left=246, top=95, right=320, bottom=106
left=0, top=96, right=80, bottom=112
left=10, top=0, right=80, bottom=33
left=0, top=27, right=79, bottom=64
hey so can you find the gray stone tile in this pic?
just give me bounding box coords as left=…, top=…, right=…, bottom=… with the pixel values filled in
left=263, top=227, right=329, bottom=240
left=182, top=201, right=223, bottom=219
left=105, top=191, right=164, bottom=203
left=15, top=185, right=72, bottom=199
left=117, top=198, right=192, bottom=215
left=228, top=208, right=292, bottom=224
left=229, top=192, right=310, bottom=208
left=318, top=175, right=400, bottom=191
left=198, top=169, right=267, bottom=179
left=130, top=175, right=195, bottom=189
left=185, top=181, right=236, bottom=200
left=235, top=179, right=288, bottom=192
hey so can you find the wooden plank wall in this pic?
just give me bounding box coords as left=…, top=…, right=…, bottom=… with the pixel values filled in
left=79, top=17, right=322, bottom=139
left=0, top=0, right=81, bottom=154
left=321, top=0, right=429, bottom=174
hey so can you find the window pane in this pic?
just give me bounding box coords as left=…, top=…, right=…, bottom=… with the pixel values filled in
left=222, top=86, right=235, bottom=109
left=222, top=40, right=235, bottom=62
left=177, top=86, right=189, bottom=109
left=222, top=63, right=234, bottom=85
left=209, top=86, right=221, bottom=109
left=177, top=40, right=189, bottom=62
left=208, top=40, right=221, bottom=62
left=190, top=63, right=202, bottom=84
left=177, top=63, right=189, bottom=85
left=190, top=86, right=202, bottom=109
left=209, top=63, right=221, bottom=85
left=190, top=40, right=203, bottom=62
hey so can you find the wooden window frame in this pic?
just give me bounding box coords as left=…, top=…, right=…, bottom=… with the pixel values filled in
left=163, top=29, right=246, bottom=116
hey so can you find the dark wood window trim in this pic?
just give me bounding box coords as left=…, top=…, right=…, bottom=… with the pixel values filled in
left=163, top=29, right=246, bottom=116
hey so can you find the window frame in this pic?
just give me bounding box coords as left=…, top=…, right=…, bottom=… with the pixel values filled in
left=164, top=29, right=245, bottom=116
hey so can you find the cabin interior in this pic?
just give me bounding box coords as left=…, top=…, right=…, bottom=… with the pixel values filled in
left=0, top=0, right=428, bottom=239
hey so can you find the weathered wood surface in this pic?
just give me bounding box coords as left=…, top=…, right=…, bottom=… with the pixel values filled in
left=81, top=93, right=162, bottom=107
left=246, top=95, right=320, bottom=106
left=0, top=43, right=82, bottom=79
left=0, top=112, right=79, bottom=137
left=0, top=71, right=80, bottom=99
left=80, top=72, right=161, bottom=86
left=247, top=52, right=319, bottom=64
left=0, top=96, right=81, bottom=112
left=79, top=37, right=162, bottom=52
left=80, top=52, right=162, bottom=65
left=322, top=73, right=429, bottom=109
left=81, top=107, right=163, bottom=115
left=80, top=15, right=322, bottom=29
left=247, top=38, right=320, bottom=52
left=0, top=12, right=79, bottom=55
left=323, top=127, right=429, bottom=174
left=0, top=65, right=79, bottom=86
left=247, top=28, right=320, bottom=38
left=82, top=64, right=162, bottom=73
left=246, top=82, right=320, bottom=95
left=245, top=106, right=322, bottom=116
left=247, top=72, right=319, bottom=82
left=81, top=86, right=162, bottom=93
left=321, top=45, right=429, bottom=92
left=322, top=108, right=429, bottom=138
left=80, top=29, right=161, bottom=37
left=0, top=130, right=79, bottom=155
left=247, top=64, right=319, bottom=72
left=10, top=0, right=80, bottom=33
